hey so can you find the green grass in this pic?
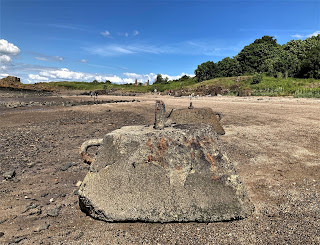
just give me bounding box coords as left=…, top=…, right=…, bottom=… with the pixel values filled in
left=250, top=76, right=320, bottom=97
left=40, top=76, right=320, bottom=98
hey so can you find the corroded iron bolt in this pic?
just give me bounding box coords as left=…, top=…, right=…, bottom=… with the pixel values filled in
left=154, top=100, right=166, bottom=129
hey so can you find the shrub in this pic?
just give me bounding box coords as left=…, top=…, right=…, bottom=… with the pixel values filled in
left=251, top=73, right=263, bottom=84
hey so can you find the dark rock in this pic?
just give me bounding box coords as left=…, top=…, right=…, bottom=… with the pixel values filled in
left=60, top=162, right=74, bottom=171
left=74, top=231, right=84, bottom=241
left=0, top=219, right=7, bottom=224
left=0, top=232, right=4, bottom=237
left=41, top=193, right=48, bottom=197
left=8, top=236, right=27, bottom=244
left=3, top=170, right=16, bottom=180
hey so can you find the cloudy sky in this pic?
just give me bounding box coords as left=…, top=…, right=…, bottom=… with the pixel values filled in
left=0, top=0, right=319, bottom=84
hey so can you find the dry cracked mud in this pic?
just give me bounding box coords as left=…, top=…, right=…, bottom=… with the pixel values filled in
left=0, top=92, right=319, bottom=244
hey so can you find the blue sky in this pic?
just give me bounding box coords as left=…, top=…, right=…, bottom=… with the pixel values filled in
left=0, top=0, right=319, bottom=84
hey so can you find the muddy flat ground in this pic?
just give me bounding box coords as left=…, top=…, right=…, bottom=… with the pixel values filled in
left=0, top=92, right=319, bottom=244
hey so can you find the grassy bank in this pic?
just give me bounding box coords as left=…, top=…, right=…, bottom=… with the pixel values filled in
left=42, top=76, right=320, bottom=98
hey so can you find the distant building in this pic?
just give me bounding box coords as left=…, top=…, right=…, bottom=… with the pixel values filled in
left=143, top=80, right=149, bottom=86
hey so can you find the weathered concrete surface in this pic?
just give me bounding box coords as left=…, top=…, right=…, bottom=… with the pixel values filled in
left=168, top=108, right=225, bottom=135
left=78, top=124, right=253, bottom=222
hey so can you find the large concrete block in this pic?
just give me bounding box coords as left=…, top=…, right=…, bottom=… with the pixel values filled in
left=78, top=124, right=253, bottom=222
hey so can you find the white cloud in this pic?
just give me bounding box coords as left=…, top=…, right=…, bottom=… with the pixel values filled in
left=0, top=39, right=20, bottom=56
left=291, top=34, right=304, bottom=39
left=86, top=39, right=240, bottom=58
left=28, top=68, right=123, bottom=84
left=1, top=65, right=7, bottom=70
left=162, top=73, right=195, bottom=81
left=35, top=55, right=64, bottom=62
left=0, top=39, right=20, bottom=63
left=49, top=24, right=88, bottom=32
left=292, top=30, right=320, bottom=39
left=0, top=73, right=9, bottom=78
left=133, top=30, right=139, bottom=36
left=125, top=32, right=129, bottom=37
left=86, top=44, right=163, bottom=57
left=101, top=30, right=111, bottom=38
left=80, top=59, right=88, bottom=63
left=28, top=74, right=49, bottom=82
left=0, top=55, right=11, bottom=63
left=123, top=72, right=157, bottom=84
left=307, top=31, right=320, bottom=37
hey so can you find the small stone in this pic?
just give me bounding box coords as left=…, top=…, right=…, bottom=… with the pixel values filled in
left=0, top=219, right=7, bottom=224
left=47, top=206, right=61, bottom=217
left=76, top=181, right=82, bottom=187
left=3, top=170, right=16, bottom=180
left=73, top=189, right=79, bottom=195
left=12, top=178, right=20, bottom=183
left=60, top=163, right=74, bottom=171
left=9, top=236, right=27, bottom=244
left=0, top=232, right=4, bottom=238
left=41, top=193, right=48, bottom=198
left=27, top=162, right=36, bottom=168
left=34, top=223, right=50, bottom=232
left=29, top=207, right=42, bottom=216
left=49, top=198, right=54, bottom=203
left=74, top=231, right=84, bottom=241
left=22, top=203, right=38, bottom=213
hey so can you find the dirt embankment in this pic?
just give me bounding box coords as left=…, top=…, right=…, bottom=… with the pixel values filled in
left=0, top=92, right=319, bottom=244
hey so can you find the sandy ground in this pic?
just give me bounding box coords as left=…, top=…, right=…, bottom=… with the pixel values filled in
left=0, top=93, right=319, bottom=244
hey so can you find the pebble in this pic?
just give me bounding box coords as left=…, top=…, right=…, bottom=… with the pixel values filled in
left=27, top=162, right=36, bottom=168
left=49, top=198, right=54, bottom=203
left=47, top=206, right=61, bottom=217
left=0, top=219, right=7, bottom=224
left=41, top=193, right=48, bottom=197
left=74, top=231, right=84, bottom=241
left=34, top=223, right=50, bottom=232
left=3, top=170, right=16, bottom=180
left=0, top=232, right=4, bottom=238
left=22, top=203, right=38, bottom=213
left=61, top=162, right=74, bottom=171
left=76, top=181, right=82, bottom=187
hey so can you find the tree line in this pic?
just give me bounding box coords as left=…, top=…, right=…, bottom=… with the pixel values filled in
left=195, top=35, right=320, bottom=82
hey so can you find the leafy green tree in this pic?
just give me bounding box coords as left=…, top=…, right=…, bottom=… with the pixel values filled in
left=194, top=61, right=217, bottom=82
left=216, top=57, right=241, bottom=77
left=92, top=79, right=99, bottom=84
left=298, top=44, right=320, bottom=79
left=180, top=75, right=190, bottom=80
left=154, top=74, right=168, bottom=84
left=236, top=36, right=281, bottom=74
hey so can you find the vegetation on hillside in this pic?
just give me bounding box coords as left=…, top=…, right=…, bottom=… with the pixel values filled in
left=42, top=75, right=320, bottom=98
left=195, top=35, right=320, bottom=82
